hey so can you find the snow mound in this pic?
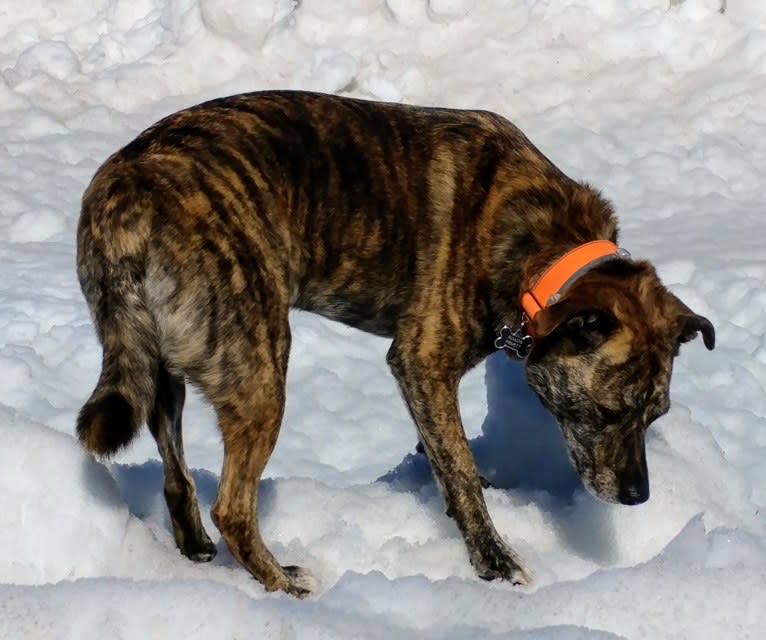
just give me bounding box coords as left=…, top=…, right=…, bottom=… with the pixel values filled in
left=0, top=409, right=165, bottom=584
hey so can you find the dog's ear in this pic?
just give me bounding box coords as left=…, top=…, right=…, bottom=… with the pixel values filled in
left=534, top=301, right=617, bottom=354
left=669, top=294, right=715, bottom=350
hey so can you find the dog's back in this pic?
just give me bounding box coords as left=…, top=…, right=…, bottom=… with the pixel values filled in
left=81, top=90, right=567, bottom=334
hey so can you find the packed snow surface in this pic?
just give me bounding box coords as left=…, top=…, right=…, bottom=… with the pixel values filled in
left=1, top=1, right=765, bottom=638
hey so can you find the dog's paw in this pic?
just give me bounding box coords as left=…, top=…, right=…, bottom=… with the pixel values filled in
left=188, top=547, right=217, bottom=563
left=181, top=537, right=218, bottom=563
left=282, top=565, right=319, bottom=598
left=470, top=535, right=532, bottom=586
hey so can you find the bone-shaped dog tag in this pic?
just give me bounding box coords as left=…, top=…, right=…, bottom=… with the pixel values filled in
left=495, top=325, right=533, bottom=360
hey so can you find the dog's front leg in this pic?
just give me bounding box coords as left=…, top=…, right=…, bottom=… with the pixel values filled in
left=387, top=342, right=532, bottom=586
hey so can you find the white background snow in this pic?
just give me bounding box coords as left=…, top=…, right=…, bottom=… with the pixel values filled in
left=1, top=0, right=765, bottom=638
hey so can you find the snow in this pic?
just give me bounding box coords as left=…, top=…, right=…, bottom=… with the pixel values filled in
left=1, top=0, right=765, bottom=638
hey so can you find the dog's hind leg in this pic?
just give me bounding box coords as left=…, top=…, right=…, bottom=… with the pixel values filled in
left=388, top=337, right=532, bottom=586
left=148, top=362, right=217, bottom=562
left=206, top=314, right=314, bottom=597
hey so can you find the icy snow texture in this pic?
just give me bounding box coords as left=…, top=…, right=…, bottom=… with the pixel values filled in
left=1, top=0, right=766, bottom=638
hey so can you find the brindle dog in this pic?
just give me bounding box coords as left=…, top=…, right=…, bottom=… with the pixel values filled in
left=76, top=91, right=715, bottom=596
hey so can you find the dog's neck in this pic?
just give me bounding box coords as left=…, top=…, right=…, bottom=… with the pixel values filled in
left=488, top=182, right=618, bottom=331
left=521, top=240, right=626, bottom=333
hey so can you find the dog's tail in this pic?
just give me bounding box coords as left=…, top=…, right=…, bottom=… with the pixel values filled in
left=75, top=169, right=159, bottom=457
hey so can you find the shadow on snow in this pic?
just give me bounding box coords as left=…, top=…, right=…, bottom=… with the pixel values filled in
left=378, top=351, right=618, bottom=564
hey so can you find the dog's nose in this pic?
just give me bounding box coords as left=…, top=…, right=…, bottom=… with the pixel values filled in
left=618, top=479, right=649, bottom=505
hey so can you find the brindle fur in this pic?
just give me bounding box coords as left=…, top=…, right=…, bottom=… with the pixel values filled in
left=76, top=90, right=714, bottom=596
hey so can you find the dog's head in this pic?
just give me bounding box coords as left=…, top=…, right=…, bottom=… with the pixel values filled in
left=524, top=259, right=714, bottom=505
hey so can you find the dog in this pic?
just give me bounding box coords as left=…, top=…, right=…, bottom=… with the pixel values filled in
left=76, top=90, right=715, bottom=596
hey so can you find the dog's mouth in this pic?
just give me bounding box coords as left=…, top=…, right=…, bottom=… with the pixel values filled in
left=564, top=433, right=650, bottom=506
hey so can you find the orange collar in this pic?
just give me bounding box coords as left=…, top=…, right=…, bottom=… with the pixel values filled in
left=520, top=240, right=623, bottom=335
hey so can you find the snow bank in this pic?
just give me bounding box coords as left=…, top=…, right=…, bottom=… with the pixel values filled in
left=1, top=396, right=763, bottom=638
left=324, top=517, right=766, bottom=639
